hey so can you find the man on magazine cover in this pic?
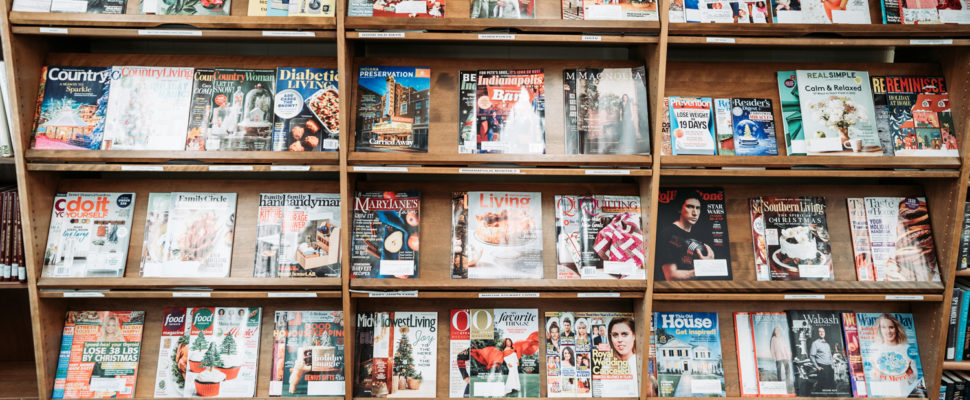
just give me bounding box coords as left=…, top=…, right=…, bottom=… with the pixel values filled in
left=656, top=191, right=716, bottom=280
left=809, top=327, right=836, bottom=390
left=592, top=325, right=607, bottom=346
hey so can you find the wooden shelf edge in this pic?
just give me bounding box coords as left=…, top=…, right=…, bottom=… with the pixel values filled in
left=660, top=168, right=960, bottom=178
left=668, top=35, right=970, bottom=47
left=9, top=12, right=337, bottom=30
left=349, top=165, right=651, bottom=176
left=348, top=152, right=652, bottom=167
left=26, top=163, right=340, bottom=173
left=351, top=278, right=647, bottom=291
left=36, top=277, right=342, bottom=290
left=0, top=281, right=27, bottom=289
left=654, top=281, right=945, bottom=294
left=11, top=25, right=335, bottom=40
left=38, top=290, right=342, bottom=298
left=955, top=269, right=970, bottom=276
left=659, top=155, right=961, bottom=169
left=350, top=290, right=643, bottom=299
left=667, top=22, right=970, bottom=37
left=944, top=361, right=970, bottom=371
left=24, top=150, right=340, bottom=164
left=346, top=31, right=658, bottom=44
left=653, top=293, right=943, bottom=302
left=344, top=17, right=661, bottom=33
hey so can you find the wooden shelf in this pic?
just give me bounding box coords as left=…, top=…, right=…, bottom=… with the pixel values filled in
left=11, top=25, right=334, bottom=40
left=667, top=22, right=970, bottom=37
left=955, top=269, right=970, bottom=276
left=660, top=155, right=961, bottom=170
left=38, top=289, right=341, bottom=298
left=25, top=150, right=339, bottom=164
left=653, top=292, right=943, bottom=302
left=660, top=168, right=960, bottom=178
left=654, top=280, right=945, bottom=294
left=344, top=17, right=660, bottom=33
left=351, top=278, right=647, bottom=291
left=349, top=153, right=652, bottom=167
left=944, top=361, right=970, bottom=371
left=346, top=31, right=658, bottom=44
left=350, top=290, right=644, bottom=298
left=37, top=277, right=341, bottom=290
left=349, top=165, right=651, bottom=175
left=26, top=163, right=340, bottom=173
left=0, top=281, right=27, bottom=289
left=0, top=361, right=38, bottom=399
left=668, top=35, right=970, bottom=47
left=9, top=12, right=337, bottom=30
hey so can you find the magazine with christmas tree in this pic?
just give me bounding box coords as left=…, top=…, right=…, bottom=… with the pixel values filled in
left=354, top=312, right=438, bottom=398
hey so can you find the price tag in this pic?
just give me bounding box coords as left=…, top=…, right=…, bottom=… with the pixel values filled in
left=172, top=292, right=211, bottom=297
left=267, top=292, right=318, bottom=298
left=121, top=165, right=164, bottom=171
left=40, top=27, right=69, bottom=34
left=478, top=292, right=540, bottom=298
left=209, top=165, right=254, bottom=171
left=784, top=294, right=825, bottom=300
left=262, top=31, right=315, bottom=37
left=358, top=32, right=406, bottom=38
left=478, top=34, right=515, bottom=40
left=582, top=35, right=602, bottom=41
left=585, top=169, right=631, bottom=175
left=458, top=168, right=521, bottom=174
left=353, top=166, right=408, bottom=172
left=706, top=37, right=735, bottom=43
left=270, top=165, right=311, bottom=171
left=885, top=295, right=924, bottom=300
left=63, top=292, right=105, bottom=298
left=137, top=29, right=203, bottom=36
left=577, top=293, right=620, bottom=298
left=910, top=39, right=952, bottom=45
left=369, top=290, right=419, bottom=297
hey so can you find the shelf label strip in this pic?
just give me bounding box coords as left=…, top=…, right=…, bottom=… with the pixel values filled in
left=585, top=169, right=631, bottom=175
left=172, top=292, right=211, bottom=297
left=358, top=32, right=405, bottom=38
left=783, top=294, right=825, bottom=300
left=209, top=165, right=254, bottom=171
left=577, top=293, right=620, bottom=298
left=367, top=290, right=419, bottom=297
left=262, top=31, right=315, bottom=37
left=885, top=295, right=924, bottom=300
left=479, top=34, right=515, bottom=40
left=121, top=165, right=164, bottom=171
left=581, top=35, right=602, bottom=41
left=910, top=39, right=952, bottom=45
left=353, top=166, right=408, bottom=172
left=479, top=292, right=540, bottom=298
left=270, top=165, right=311, bottom=171
left=268, top=292, right=318, bottom=298
left=706, top=37, right=735, bottom=43
left=63, top=292, right=105, bottom=298
left=138, top=29, right=203, bottom=36
left=459, top=168, right=521, bottom=174
left=39, top=27, right=69, bottom=34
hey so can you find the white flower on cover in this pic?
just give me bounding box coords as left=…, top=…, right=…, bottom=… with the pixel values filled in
left=809, top=95, right=867, bottom=136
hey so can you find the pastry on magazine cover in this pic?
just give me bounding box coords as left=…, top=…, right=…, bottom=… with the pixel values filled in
left=757, top=196, right=834, bottom=281
left=32, top=66, right=111, bottom=150
left=554, top=195, right=645, bottom=280
left=654, top=312, right=725, bottom=397
left=654, top=187, right=731, bottom=281
left=452, top=192, right=542, bottom=279
left=355, top=66, right=431, bottom=153
left=270, top=311, right=345, bottom=397
left=862, top=197, right=941, bottom=282
left=51, top=311, right=145, bottom=399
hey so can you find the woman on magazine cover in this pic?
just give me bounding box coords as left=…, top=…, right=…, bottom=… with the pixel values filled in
left=770, top=326, right=793, bottom=389
left=502, top=338, right=522, bottom=396
left=869, top=314, right=922, bottom=397
left=98, top=315, right=125, bottom=342
left=562, top=346, right=576, bottom=367
left=608, top=318, right=636, bottom=362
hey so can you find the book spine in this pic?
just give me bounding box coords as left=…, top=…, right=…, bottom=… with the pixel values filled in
left=959, top=289, right=970, bottom=361
left=846, top=198, right=875, bottom=281
left=2, top=191, right=9, bottom=281
left=960, top=202, right=970, bottom=270
left=950, top=288, right=963, bottom=360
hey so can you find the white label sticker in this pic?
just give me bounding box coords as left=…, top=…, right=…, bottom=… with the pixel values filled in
left=270, top=165, right=311, bottom=171
left=693, top=259, right=729, bottom=276
left=604, top=260, right=636, bottom=275
left=798, top=263, right=830, bottom=279
left=478, top=292, right=540, bottom=298
left=208, top=165, right=254, bottom=171
left=358, top=32, right=406, bottom=38
left=784, top=294, right=825, bottom=300
left=585, top=169, right=631, bottom=175
left=267, top=292, right=318, bottom=298
left=121, top=165, right=164, bottom=171
left=39, top=27, right=69, bottom=34
left=691, top=379, right=724, bottom=394
left=137, top=29, right=203, bottom=36
left=368, top=290, right=419, bottom=297
left=353, top=166, right=408, bottom=172
left=885, top=295, right=924, bottom=300
left=172, top=292, right=211, bottom=297
left=379, top=259, right=414, bottom=276
left=63, top=292, right=105, bottom=298
left=706, top=37, right=735, bottom=43
left=478, top=34, right=515, bottom=40
left=323, top=139, right=339, bottom=149
left=88, top=377, right=127, bottom=393
left=458, top=168, right=521, bottom=174
left=910, top=39, right=952, bottom=45
left=582, top=35, right=602, bottom=41
left=269, top=381, right=283, bottom=397
left=577, top=293, right=621, bottom=298
left=262, top=31, right=315, bottom=37
left=475, top=382, right=506, bottom=397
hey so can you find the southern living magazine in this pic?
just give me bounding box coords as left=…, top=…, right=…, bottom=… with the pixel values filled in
left=755, top=197, right=833, bottom=281
left=351, top=191, right=420, bottom=279
left=868, top=76, right=896, bottom=156
left=154, top=307, right=262, bottom=398
left=667, top=97, right=716, bottom=155
left=254, top=193, right=341, bottom=278
left=729, top=98, right=778, bottom=156
left=846, top=198, right=876, bottom=281
left=273, top=68, right=339, bottom=152
left=459, top=71, right=478, bottom=154
left=581, top=0, right=658, bottom=21
left=454, top=308, right=540, bottom=398
left=855, top=313, right=926, bottom=398
left=473, top=69, right=545, bottom=154
left=882, top=0, right=970, bottom=23
left=795, top=70, right=881, bottom=156
left=348, top=0, right=444, bottom=16
left=469, top=0, right=532, bottom=17
left=878, top=76, right=958, bottom=157
left=655, top=187, right=731, bottom=281
left=101, top=66, right=194, bottom=150
left=654, top=312, right=725, bottom=397
left=770, top=0, right=870, bottom=22
left=141, top=0, right=230, bottom=14
left=204, top=69, right=276, bottom=151
left=354, top=312, right=438, bottom=398
left=184, top=69, right=214, bottom=151
left=842, top=312, right=868, bottom=398
left=355, top=66, right=431, bottom=153
left=452, top=192, right=542, bottom=279
left=42, top=192, right=136, bottom=278
left=862, top=197, right=941, bottom=282
left=270, top=311, right=345, bottom=397
left=776, top=72, right=805, bottom=155
left=785, top=310, right=850, bottom=397
left=564, top=67, right=651, bottom=155
left=546, top=312, right=638, bottom=397
left=31, top=66, right=110, bottom=150
left=51, top=311, right=145, bottom=399
left=140, top=192, right=238, bottom=278
left=554, top=195, right=645, bottom=280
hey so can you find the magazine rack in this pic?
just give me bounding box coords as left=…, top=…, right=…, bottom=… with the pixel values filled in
left=1, top=0, right=968, bottom=397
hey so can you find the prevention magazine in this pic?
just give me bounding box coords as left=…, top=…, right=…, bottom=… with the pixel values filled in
left=554, top=195, right=645, bottom=279
left=273, top=68, right=339, bottom=152
left=450, top=309, right=540, bottom=398
left=562, top=67, right=651, bottom=155
left=655, top=187, right=731, bottom=281
left=351, top=191, right=420, bottom=278
left=451, top=192, right=542, bottom=279
left=254, top=193, right=341, bottom=278
left=355, top=66, right=431, bottom=152
left=795, top=70, right=880, bottom=156
left=270, top=311, right=345, bottom=397
left=667, top=97, right=716, bottom=155
left=654, top=312, right=725, bottom=397
left=855, top=313, right=926, bottom=398
left=154, top=307, right=262, bottom=398
left=42, top=192, right=136, bottom=278
left=354, top=312, right=438, bottom=397
left=51, top=311, right=145, bottom=399
left=139, top=192, right=238, bottom=278
left=102, top=66, right=194, bottom=150
left=31, top=66, right=110, bottom=150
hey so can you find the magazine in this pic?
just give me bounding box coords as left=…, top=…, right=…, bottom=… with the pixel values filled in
left=667, top=97, right=716, bottom=155
left=451, top=309, right=540, bottom=398
left=674, top=0, right=768, bottom=22
left=546, top=312, right=638, bottom=397
left=31, top=66, right=110, bottom=150
left=273, top=68, right=339, bottom=152
left=960, top=202, right=970, bottom=270
left=50, top=0, right=124, bottom=12
left=582, top=0, right=658, bottom=20
left=877, top=76, right=958, bottom=157
left=355, top=66, right=431, bottom=152
left=141, top=0, right=230, bottom=14
left=728, top=98, right=777, bottom=156
left=749, top=199, right=770, bottom=281
left=270, top=311, right=345, bottom=397
left=842, top=312, right=868, bottom=398
left=354, top=312, right=438, bottom=397
left=184, top=69, right=214, bottom=151
left=563, top=0, right=583, bottom=18
left=204, top=69, right=276, bottom=151
left=563, top=67, right=651, bottom=155
left=882, top=0, right=970, bottom=23
left=554, top=195, right=645, bottom=280
left=254, top=193, right=341, bottom=278
left=42, top=192, right=136, bottom=278
left=288, top=0, right=335, bottom=15
left=655, top=187, right=731, bottom=281
left=102, top=66, right=194, bottom=150
left=247, top=0, right=290, bottom=15
left=868, top=76, right=896, bottom=156
left=795, top=70, right=880, bottom=156
left=660, top=97, right=671, bottom=155
left=351, top=191, right=420, bottom=278
left=861, top=197, right=941, bottom=282
left=140, top=192, right=238, bottom=278
left=51, top=311, right=145, bottom=399
left=735, top=312, right=795, bottom=397
left=846, top=198, right=876, bottom=281
left=776, top=72, right=805, bottom=156
left=469, top=0, right=532, bottom=17
left=471, top=69, right=545, bottom=154
left=459, top=71, right=478, bottom=154
left=654, top=312, right=725, bottom=397
left=855, top=313, right=926, bottom=398
left=755, top=197, right=833, bottom=281
left=713, top=99, right=733, bottom=155
left=348, top=0, right=444, bottom=16
left=154, top=307, right=262, bottom=398
left=770, top=0, right=870, bottom=22
left=452, top=192, right=542, bottom=279
left=785, top=310, right=850, bottom=397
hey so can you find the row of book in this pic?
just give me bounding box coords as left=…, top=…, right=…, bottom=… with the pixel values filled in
left=44, top=189, right=941, bottom=284
left=671, top=0, right=969, bottom=24
left=0, top=188, right=24, bottom=282
left=661, top=72, right=958, bottom=157
left=941, top=371, right=970, bottom=400
left=944, top=279, right=970, bottom=362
